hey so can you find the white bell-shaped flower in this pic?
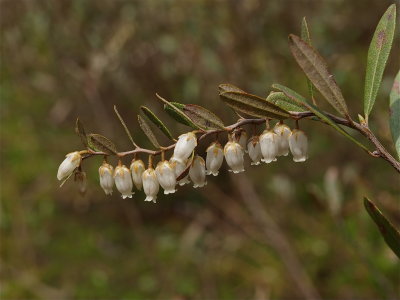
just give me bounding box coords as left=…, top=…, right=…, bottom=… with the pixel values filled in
left=189, top=155, right=207, bottom=188
left=57, top=151, right=81, bottom=180
left=114, top=164, right=134, bottom=199
left=205, top=142, right=224, bottom=176
left=260, top=130, right=278, bottom=163
left=170, top=157, right=190, bottom=186
left=155, top=160, right=177, bottom=194
left=142, top=168, right=159, bottom=203
left=224, top=141, right=245, bottom=173
left=289, top=129, right=308, bottom=162
left=274, top=123, right=291, bottom=156
left=130, top=159, right=145, bottom=190
left=247, top=137, right=262, bottom=165
left=237, top=130, right=248, bottom=153
left=173, top=132, right=197, bottom=161
left=99, top=162, right=114, bottom=195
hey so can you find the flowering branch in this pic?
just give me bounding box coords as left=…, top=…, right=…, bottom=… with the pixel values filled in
left=57, top=4, right=400, bottom=203
left=81, top=109, right=400, bottom=173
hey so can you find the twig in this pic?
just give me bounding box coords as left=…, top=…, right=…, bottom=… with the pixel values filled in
left=292, top=111, right=400, bottom=172
left=81, top=110, right=400, bottom=173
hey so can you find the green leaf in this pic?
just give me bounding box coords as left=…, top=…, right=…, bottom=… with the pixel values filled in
left=182, top=104, right=225, bottom=130
left=364, top=4, right=396, bottom=119
left=140, top=106, right=175, bottom=141
left=163, top=101, right=193, bottom=127
left=390, top=71, right=400, bottom=160
left=137, top=115, right=161, bottom=149
left=156, top=94, right=201, bottom=130
left=75, top=118, right=88, bottom=148
left=300, top=17, right=315, bottom=101
left=218, top=83, right=245, bottom=94
left=288, top=34, right=349, bottom=117
left=114, top=105, right=138, bottom=147
left=364, top=197, right=400, bottom=258
left=272, top=84, right=370, bottom=152
left=220, top=91, right=290, bottom=120
left=87, top=134, right=118, bottom=154
left=266, top=92, right=306, bottom=112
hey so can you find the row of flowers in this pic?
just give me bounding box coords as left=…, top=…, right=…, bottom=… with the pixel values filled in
left=57, top=122, right=308, bottom=202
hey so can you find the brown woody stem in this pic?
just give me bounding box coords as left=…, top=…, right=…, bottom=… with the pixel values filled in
left=82, top=111, right=400, bottom=173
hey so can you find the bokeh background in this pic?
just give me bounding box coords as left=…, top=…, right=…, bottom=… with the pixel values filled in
left=1, top=0, right=399, bottom=299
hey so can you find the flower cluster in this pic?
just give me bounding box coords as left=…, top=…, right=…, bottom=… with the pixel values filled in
left=57, top=122, right=308, bottom=202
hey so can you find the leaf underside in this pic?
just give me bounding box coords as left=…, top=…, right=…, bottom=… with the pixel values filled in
left=288, top=34, right=349, bottom=117
left=300, top=17, right=315, bottom=100
left=364, top=4, right=396, bottom=118
left=137, top=115, right=161, bottom=149
left=364, top=197, right=400, bottom=258
left=182, top=104, right=225, bottom=130
left=218, top=83, right=245, bottom=94
left=220, top=91, right=290, bottom=120
left=87, top=133, right=118, bottom=154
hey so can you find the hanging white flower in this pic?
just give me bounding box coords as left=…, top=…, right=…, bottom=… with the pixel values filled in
left=247, top=136, right=262, bottom=165
left=142, top=168, right=159, bottom=203
left=274, top=123, right=291, bottom=156
left=172, top=132, right=197, bottom=161
left=260, top=130, right=278, bottom=163
left=57, top=151, right=81, bottom=181
left=130, top=159, right=145, bottom=190
left=224, top=141, right=245, bottom=173
left=99, top=162, right=114, bottom=195
left=189, top=155, right=207, bottom=188
left=289, top=129, right=308, bottom=162
left=205, top=142, right=224, bottom=176
left=155, top=160, right=177, bottom=194
left=170, top=157, right=190, bottom=186
left=114, top=164, right=134, bottom=199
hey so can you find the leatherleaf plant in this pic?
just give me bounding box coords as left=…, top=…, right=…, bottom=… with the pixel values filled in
left=57, top=5, right=400, bottom=258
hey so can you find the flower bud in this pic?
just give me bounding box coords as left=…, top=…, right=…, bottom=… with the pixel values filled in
left=206, top=142, right=224, bottom=176
left=99, top=162, right=114, bottom=195
left=224, top=141, right=245, bottom=173
left=142, top=168, right=159, bottom=203
left=170, top=157, right=190, bottom=186
left=173, top=132, right=197, bottom=161
left=155, top=160, right=177, bottom=194
left=260, top=130, right=278, bottom=163
left=289, top=129, right=308, bottom=162
left=189, top=155, right=207, bottom=188
left=114, top=164, right=133, bottom=199
left=274, top=123, right=291, bottom=156
left=57, top=151, right=81, bottom=181
left=247, top=136, right=262, bottom=165
left=130, top=159, right=145, bottom=190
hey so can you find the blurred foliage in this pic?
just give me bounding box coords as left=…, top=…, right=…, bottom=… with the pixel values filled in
left=1, top=0, right=399, bottom=299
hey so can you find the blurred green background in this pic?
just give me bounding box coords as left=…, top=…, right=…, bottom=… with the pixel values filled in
left=1, top=0, right=399, bottom=299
